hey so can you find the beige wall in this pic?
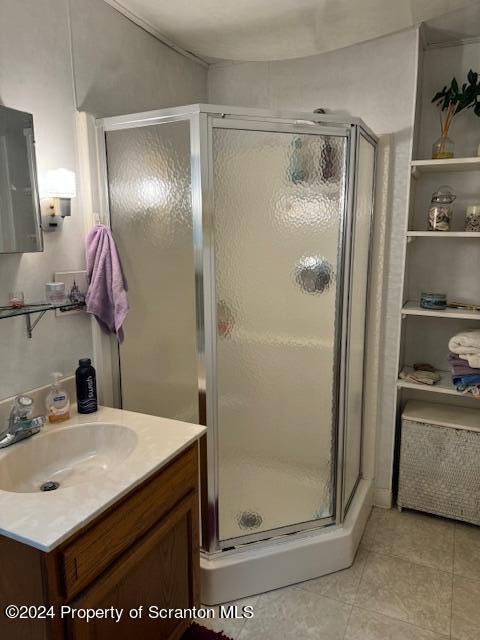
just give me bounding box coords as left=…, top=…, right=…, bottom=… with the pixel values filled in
left=208, top=29, right=417, bottom=135
left=70, top=0, right=207, bottom=118
left=0, top=0, right=207, bottom=400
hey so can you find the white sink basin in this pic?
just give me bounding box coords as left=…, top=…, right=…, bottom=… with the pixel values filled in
left=0, top=423, right=138, bottom=493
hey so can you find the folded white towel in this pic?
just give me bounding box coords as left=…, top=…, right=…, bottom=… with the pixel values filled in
left=448, top=330, right=480, bottom=368
left=460, top=353, right=480, bottom=368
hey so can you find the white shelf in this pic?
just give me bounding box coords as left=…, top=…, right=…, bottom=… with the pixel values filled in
left=411, top=157, right=480, bottom=176
left=401, top=301, right=480, bottom=320
left=397, top=369, right=460, bottom=396
left=407, top=231, right=480, bottom=238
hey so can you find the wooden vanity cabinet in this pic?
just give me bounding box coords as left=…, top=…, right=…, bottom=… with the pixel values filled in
left=0, top=443, right=200, bottom=640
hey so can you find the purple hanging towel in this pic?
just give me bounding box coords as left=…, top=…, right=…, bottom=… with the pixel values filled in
left=85, top=224, right=128, bottom=342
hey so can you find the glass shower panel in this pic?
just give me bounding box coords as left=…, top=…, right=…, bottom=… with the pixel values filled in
left=105, top=121, right=198, bottom=423
left=342, top=134, right=375, bottom=511
left=212, top=127, right=347, bottom=542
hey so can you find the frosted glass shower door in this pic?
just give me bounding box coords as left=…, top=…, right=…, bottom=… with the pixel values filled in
left=105, top=121, right=198, bottom=424
left=212, top=125, right=348, bottom=543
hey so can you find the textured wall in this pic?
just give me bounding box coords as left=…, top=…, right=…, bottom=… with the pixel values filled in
left=70, top=0, right=207, bottom=118
left=208, top=28, right=420, bottom=504
left=0, top=0, right=91, bottom=400
left=0, top=0, right=207, bottom=400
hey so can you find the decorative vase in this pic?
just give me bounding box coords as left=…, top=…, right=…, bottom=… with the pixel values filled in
left=432, top=133, right=455, bottom=159
left=427, top=185, right=456, bottom=231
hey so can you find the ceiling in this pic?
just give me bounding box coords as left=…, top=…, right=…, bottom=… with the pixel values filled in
left=106, top=0, right=480, bottom=62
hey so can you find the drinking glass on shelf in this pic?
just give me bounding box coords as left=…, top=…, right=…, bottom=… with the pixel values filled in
left=8, top=291, right=25, bottom=308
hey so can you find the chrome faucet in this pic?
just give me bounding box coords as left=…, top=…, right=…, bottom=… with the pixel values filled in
left=0, top=395, right=46, bottom=449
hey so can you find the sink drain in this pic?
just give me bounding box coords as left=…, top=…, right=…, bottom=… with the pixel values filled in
left=40, top=481, right=60, bottom=492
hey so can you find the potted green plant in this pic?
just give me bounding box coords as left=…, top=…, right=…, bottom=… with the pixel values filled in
left=431, top=69, right=480, bottom=159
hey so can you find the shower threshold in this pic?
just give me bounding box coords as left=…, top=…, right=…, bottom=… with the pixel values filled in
left=200, top=478, right=372, bottom=605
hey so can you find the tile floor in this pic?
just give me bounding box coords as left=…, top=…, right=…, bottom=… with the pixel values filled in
left=200, top=507, right=480, bottom=639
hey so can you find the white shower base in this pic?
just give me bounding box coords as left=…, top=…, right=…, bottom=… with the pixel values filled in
left=201, top=477, right=373, bottom=605
left=218, top=456, right=332, bottom=541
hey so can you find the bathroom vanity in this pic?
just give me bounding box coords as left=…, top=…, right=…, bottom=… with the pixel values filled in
left=0, top=407, right=206, bottom=640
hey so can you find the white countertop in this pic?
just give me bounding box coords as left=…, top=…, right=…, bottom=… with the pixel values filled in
left=0, top=406, right=206, bottom=552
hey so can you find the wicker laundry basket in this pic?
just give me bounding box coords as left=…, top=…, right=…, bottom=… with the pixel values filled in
left=398, top=401, right=480, bottom=525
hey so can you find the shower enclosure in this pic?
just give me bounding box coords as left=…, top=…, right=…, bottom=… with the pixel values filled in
left=96, top=105, right=376, bottom=602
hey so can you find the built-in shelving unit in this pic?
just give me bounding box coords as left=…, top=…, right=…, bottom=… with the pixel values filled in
left=411, top=156, right=480, bottom=177
left=401, top=301, right=480, bottom=320
left=398, top=151, right=480, bottom=406
left=0, top=301, right=85, bottom=338
left=384, top=35, right=480, bottom=512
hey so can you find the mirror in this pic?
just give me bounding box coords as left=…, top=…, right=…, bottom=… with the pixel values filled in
left=0, top=105, right=43, bottom=253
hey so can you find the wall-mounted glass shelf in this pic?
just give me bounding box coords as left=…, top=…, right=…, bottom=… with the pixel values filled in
left=0, top=301, right=86, bottom=338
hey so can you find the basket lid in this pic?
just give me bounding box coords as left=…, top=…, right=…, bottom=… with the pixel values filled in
left=403, top=401, right=480, bottom=432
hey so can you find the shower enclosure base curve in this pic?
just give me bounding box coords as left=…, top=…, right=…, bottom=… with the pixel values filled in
left=200, top=478, right=373, bottom=605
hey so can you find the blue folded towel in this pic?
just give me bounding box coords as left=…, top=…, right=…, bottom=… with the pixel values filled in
left=453, top=373, right=480, bottom=388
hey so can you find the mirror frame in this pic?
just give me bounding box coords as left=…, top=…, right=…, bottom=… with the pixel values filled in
left=0, top=104, right=43, bottom=254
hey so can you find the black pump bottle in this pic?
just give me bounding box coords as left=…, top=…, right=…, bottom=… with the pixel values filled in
left=75, top=358, right=97, bottom=414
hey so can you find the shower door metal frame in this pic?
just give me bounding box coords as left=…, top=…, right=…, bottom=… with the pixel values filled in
left=340, top=128, right=377, bottom=518
left=95, top=105, right=377, bottom=556
left=200, top=114, right=353, bottom=552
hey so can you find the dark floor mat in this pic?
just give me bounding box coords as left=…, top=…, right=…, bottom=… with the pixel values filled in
left=182, top=622, right=234, bottom=640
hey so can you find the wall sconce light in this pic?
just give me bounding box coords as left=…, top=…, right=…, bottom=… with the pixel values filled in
left=40, top=168, right=76, bottom=231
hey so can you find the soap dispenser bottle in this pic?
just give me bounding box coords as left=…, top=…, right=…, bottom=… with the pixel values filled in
left=46, top=372, right=71, bottom=423
left=75, top=358, right=97, bottom=414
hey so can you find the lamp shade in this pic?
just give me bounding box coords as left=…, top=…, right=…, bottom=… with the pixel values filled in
left=41, top=168, right=76, bottom=198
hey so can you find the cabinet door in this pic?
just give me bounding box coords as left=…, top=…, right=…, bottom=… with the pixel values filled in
left=66, top=492, right=199, bottom=640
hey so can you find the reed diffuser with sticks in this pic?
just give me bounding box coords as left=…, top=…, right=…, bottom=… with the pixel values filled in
left=431, top=70, right=480, bottom=159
